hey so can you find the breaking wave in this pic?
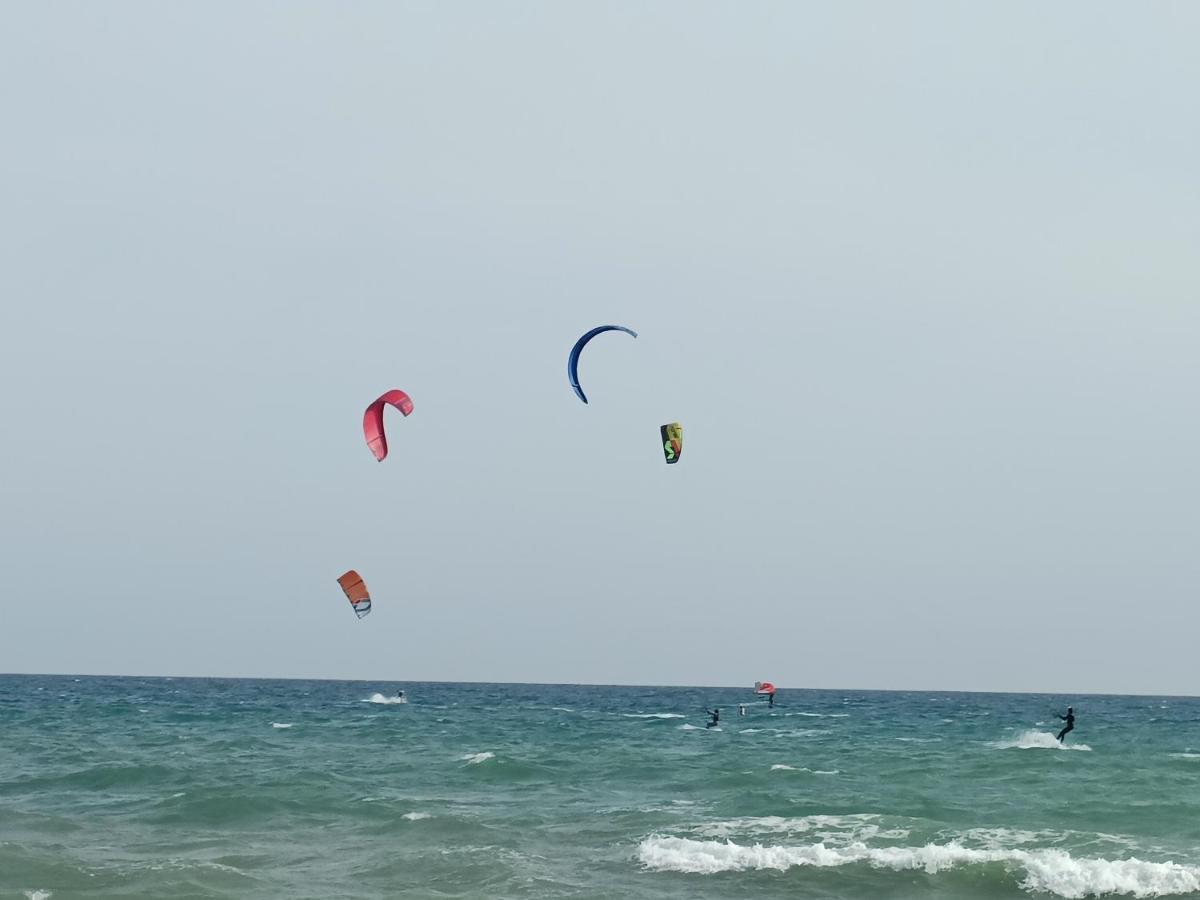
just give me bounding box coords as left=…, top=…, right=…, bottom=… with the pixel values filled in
left=637, top=836, right=1200, bottom=897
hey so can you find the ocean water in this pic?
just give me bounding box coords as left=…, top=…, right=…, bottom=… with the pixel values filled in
left=2, top=677, right=1200, bottom=899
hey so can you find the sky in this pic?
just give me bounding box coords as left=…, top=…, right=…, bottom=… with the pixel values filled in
left=1, top=2, right=1197, bottom=694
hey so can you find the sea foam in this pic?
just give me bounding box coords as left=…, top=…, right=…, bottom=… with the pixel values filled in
left=623, top=713, right=685, bottom=719
left=459, top=751, right=495, bottom=765
left=637, top=837, right=1200, bottom=897
left=768, top=765, right=838, bottom=775
left=692, top=814, right=899, bottom=843
left=993, top=730, right=1092, bottom=751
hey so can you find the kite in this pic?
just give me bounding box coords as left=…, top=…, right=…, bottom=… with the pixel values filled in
left=567, top=325, right=637, bottom=404
left=363, top=390, right=413, bottom=461
left=337, top=570, right=372, bottom=619
left=661, top=422, right=682, bottom=464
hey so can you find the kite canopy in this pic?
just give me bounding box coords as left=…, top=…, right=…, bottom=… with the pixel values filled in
left=754, top=681, right=777, bottom=695
left=337, top=570, right=372, bottom=619
left=661, top=422, right=683, bottom=464
left=567, top=325, right=637, bottom=404
left=363, top=390, right=413, bottom=461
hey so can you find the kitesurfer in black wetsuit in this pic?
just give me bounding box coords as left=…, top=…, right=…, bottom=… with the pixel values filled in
left=768, top=692, right=775, bottom=708
left=1056, top=707, right=1075, bottom=743
left=706, top=708, right=720, bottom=729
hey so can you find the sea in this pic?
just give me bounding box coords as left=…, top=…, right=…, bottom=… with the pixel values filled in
left=2, top=676, right=1199, bottom=899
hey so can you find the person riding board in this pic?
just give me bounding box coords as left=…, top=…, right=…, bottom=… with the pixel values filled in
left=705, top=708, right=720, bottom=729
left=1056, top=707, right=1075, bottom=743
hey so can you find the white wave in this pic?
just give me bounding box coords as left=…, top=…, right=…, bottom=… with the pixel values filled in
left=895, top=736, right=942, bottom=743
left=552, top=707, right=574, bottom=712
left=678, top=724, right=701, bottom=731
left=740, top=728, right=764, bottom=734
left=24, top=891, right=52, bottom=900
left=962, top=827, right=1068, bottom=850
left=624, top=713, right=685, bottom=719
left=767, top=765, right=839, bottom=775
left=363, top=694, right=408, bottom=705
left=694, top=814, right=895, bottom=843
left=993, top=730, right=1092, bottom=752
left=637, top=837, right=1200, bottom=897
left=783, top=711, right=849, bottom=718
left=271, top=722, right=293, bottom=729
left=402, top=812, right=432, bottom=821
left=459, top=751, right=495, bottom=765
left=1169, top=753, right=1200, bottom=760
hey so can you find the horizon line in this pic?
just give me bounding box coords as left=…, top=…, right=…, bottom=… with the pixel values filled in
left=1, top=671, right=1196, bottom=700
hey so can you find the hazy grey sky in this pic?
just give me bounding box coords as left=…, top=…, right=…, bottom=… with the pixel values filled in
left=2, top=3, right=1197, bottom=693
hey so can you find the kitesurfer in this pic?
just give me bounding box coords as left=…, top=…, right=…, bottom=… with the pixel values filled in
left=1056, top=707, right=1075, bottom=743
left=395, top=690, right=405, bottom=701
left=705, top=708, right=720, bottom=729
left=768, top=692, right=775, bottom=708
left=738, top=705, right=746, bottom=717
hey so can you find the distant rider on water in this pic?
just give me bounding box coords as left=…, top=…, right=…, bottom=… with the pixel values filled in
left=1056, top=707, right=1075, bottom=743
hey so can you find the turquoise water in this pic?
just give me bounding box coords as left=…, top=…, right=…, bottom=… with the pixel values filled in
left=2, top=676, right=1200, bottom=899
